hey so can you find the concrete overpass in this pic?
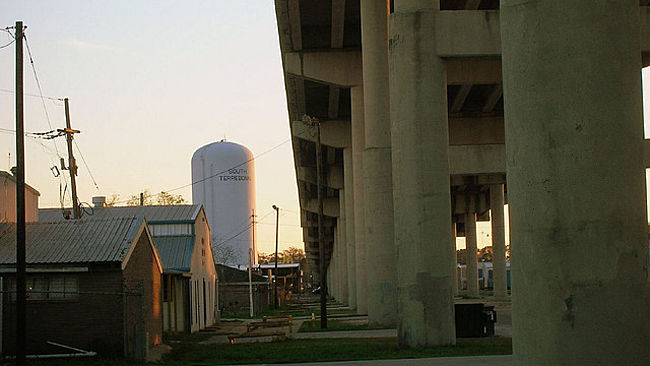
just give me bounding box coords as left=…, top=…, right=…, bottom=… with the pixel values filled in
left=273, top=1, right=650, bottom=364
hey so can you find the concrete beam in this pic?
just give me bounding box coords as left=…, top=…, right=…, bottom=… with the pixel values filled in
left=450, top=85, right=472, bottom=113
left=482, top=84, right=503, bottom=113
left=641, top=7, right=650, bottom=66
left=435, top=9, right=650, bottom=64
left=292, top=119, right=351, bottom=148
left=331, top=0, right=346, bottom=48
left=297, top=165, right=344, bottom=189
left=436, top=11, right=501, bottom=57
left=449, top=116, right=504, bottom=145
left=301, top=197, right=340, bottom=217
left=288, top=0, right=302, bottom=51
left=447, top=59, right=501, bottom=85
left=448, top=144, right=506, bottom=175
left=284, top=50, right=363, bottom=87
left=328, top=86, right=340, bottom=119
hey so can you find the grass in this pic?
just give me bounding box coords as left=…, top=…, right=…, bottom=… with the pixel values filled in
left=162, top=336, right=512, bottom=365
left=298, top=319, right=388, bottom=333
left=10, top=336, right=512, bottom=366
left=224, top=304, right=356, bottom=320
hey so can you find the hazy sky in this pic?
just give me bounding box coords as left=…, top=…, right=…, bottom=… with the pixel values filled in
left=1, top=1, right=649, bottom=254
left=0, top=1, right=303, bottom=254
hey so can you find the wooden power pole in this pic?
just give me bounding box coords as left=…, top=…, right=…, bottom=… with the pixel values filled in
left=272, top=204, right=280, bottom=309
left=305, top=115, right=327, bottom=329
left=59, top=98, right=81, bottom=219
left=15, top=20, right=26, bottom=365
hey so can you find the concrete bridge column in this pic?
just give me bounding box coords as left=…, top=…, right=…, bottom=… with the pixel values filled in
left=451, top=218, right=458, bottom=297
left=361, top=0, right=397, bottom=327
left=338, top=190, right=349, bottom=304
left=343, top=148, right=357, bottom=309
left=465, top=203, right=478, bottom=298
left=389, top=0, right=456, bottom=347
left=501, top=1, right=650, bottom=364
left=351, top=86, right=368, bottom=315
left=490, top=184, right=507, bottom=301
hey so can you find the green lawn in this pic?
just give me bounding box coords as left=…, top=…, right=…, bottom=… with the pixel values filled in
left=162, top=337, right=512, bottom=365
left=17, top=336, right=511, bottom=366
left=298, top=319, right=388, bottom=333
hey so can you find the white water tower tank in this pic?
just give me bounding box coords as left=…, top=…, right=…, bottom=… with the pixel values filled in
left=191, top=140, right=257, bottom=268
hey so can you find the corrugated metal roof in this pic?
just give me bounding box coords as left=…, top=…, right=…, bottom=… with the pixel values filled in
left=39, top=205, right=201, bottom=223
left=0, top=217, right=144, bottom=265
left=153, top=236, right=194, bottom=272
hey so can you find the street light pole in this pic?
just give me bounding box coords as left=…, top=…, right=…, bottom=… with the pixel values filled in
left=272, top=204, right=280, bottom=309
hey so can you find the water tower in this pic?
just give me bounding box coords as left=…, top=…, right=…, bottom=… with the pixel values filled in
left=191, top=140, right=257, bottom=268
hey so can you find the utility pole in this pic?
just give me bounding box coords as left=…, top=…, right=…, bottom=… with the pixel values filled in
left=248, top=210, right=257, bottom=318
left=272, top=205, right=280, bottom=309
left=59, top=98, right=81, bottom=219
left=15, top=20, right=26, bottom=365
left=305, top=115, right=327, bottom=328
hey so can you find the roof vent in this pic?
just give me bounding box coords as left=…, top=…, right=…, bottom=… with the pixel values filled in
left=92, top=196, right=106, bottom=208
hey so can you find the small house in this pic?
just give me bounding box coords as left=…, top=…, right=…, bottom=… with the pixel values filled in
left=0, top=170, right=40, bottom=223
left=40, top=203, right=217, bottom=333
left=0, top=217, right=163, bottom=359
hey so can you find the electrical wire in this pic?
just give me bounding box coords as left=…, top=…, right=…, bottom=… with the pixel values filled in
left=113, top=138, right=291, bottom=204
left=0, top=39, right=14, bottom=50
left=0, top=88, right=63, bottom=102
left=23, top=33, right=62, bottom=158
left=73, top=139, right=100, bottom=191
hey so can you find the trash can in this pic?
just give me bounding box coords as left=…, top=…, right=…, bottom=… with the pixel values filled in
left=455, top=303, right=497, bottom=338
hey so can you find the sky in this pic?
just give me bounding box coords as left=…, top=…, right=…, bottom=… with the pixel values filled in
left=1, top=1, right=650, bottom=254
left=0, top=1, right=303, bottom=254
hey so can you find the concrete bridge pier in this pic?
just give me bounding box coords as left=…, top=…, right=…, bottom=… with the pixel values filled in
left=343, top=148, right=357, bottom=309
left=490, top=184, right=507, bottom=301
left=361, top=0, right=397, bottom=327
left=465, top=197, right=479, bottom=298
left=389, top=0, right=456, bottom=347
left=351, top=86, right=368, bottom=315
left=501, top=0, right=650, bottom=364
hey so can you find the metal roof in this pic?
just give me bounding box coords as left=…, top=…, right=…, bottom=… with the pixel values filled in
left=153, top=235, right=194, bottom=272
left=0, top=217, right=145, bottom=265
left=39, top=205, right=201, bottom=223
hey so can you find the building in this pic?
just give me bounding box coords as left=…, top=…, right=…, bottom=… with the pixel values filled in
left=0, top=217, right=162, bottom=359
left=40, top=203, right=218, bottom=333
left=273, top=1, right=650, bottom=363
left=0, top=170, right=39, bottom=223
left=215, top=264, right=270, bottom=316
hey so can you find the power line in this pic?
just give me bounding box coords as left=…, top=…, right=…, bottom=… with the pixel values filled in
left=22, top=33, right=62, bottom=158
left=0, top=39, right=14, bottom=50
left=0, top=88, right=63, bottom=102
left=113, top=138, right=291, bottom=204
left=73, top=139, right=100, bottom=191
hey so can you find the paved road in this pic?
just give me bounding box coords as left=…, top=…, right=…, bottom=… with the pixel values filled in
left=238, top=355, right=512, bottom=366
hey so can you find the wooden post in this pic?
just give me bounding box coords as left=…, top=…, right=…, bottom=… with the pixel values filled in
left=15, top=20, right=26, bottom=365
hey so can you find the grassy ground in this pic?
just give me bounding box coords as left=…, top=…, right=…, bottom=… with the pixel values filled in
left=298, top=319, right=388, bottom=333
left=10, top=336, right=512, bottom=366
left=162, top=337, right=512, bottom=365
left=224, top=304, right=356, bottom=320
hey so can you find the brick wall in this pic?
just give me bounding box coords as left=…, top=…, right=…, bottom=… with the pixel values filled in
left=219, top=282, right=270, bottom=316
left=123, top=230, right=163, bottom=351
left=2, top=265, right=125, bottom=356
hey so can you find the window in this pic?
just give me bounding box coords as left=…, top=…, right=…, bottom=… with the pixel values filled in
left=7, top=275, right=79, bottom=301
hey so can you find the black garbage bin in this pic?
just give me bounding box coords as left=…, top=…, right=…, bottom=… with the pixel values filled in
left=455, top=303, right=497, bottom=338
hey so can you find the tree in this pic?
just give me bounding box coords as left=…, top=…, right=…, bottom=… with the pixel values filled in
left=157, top=191, right=185, bottom=205
left=124, top=190, right=185, bottom=206
left=105, top=194, right=121, bottom=207
left=281, top=246, right=305, bottom=263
